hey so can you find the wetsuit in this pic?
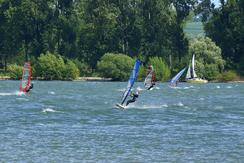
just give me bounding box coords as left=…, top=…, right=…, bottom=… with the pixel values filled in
left=26, top=83, right=33, bottom=92
left=126, top=93, right=139, bottom=106
left=147, top=82, right=155, bottom=90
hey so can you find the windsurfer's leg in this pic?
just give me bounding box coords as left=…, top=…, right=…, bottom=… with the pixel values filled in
left=126, top=99, right=135, bottom=106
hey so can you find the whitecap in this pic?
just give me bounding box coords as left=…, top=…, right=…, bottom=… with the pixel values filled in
left=136, top=86, right=145, bottom=91
left=226, top=86, right=232, bottom=89
left=48, top=91, right=56, bottom=95
left=117, top=88, right=126, bottom=92
left=216, top=86, right=220, bottom=89
left=42, top=108, right=63, bottom=113
left=174, top=102, right=184, bottom=107
left=0, top=91, right=25, bottom=96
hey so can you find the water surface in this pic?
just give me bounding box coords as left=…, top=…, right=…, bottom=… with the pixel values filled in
left=0, top=81, right=244, bottom=162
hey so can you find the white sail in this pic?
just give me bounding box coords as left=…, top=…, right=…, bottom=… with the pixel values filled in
left=192, top=54, right=197, bottom=78
left=186, top=64, right=191, bottom=79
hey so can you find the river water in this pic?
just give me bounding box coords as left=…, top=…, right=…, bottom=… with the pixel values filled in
left=0, top=81, right=243, bottom=162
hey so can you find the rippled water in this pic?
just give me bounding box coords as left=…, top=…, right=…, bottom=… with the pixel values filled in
left=0, top=81, right=244, bottom=162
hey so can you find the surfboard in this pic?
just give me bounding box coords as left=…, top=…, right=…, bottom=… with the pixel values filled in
left=116, top=103, right=126, bottom=109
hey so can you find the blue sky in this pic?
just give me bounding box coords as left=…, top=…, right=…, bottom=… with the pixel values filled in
left=212, top=0, right=221, bottom=7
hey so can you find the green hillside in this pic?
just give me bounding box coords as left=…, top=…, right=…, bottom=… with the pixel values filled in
left=184, top=21, right=205, bottom=37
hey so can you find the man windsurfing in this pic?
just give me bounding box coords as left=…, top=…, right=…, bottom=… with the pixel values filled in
left=126, top=90, right=139, bottom=106
left=26, top=83, right=33, bottom=93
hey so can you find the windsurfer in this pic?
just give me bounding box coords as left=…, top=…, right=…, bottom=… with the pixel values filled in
left=147, top=82, right=155, bottom=90
left=26, top=83, right=33, bottom=92
left=126, top=91, right=139, bottom=106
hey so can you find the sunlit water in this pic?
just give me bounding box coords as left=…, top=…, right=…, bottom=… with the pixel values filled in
left=0, top=81, right=244, bottom=162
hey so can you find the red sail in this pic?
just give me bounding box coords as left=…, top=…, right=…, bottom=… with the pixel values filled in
left=19, top=61, right=32, bottom=92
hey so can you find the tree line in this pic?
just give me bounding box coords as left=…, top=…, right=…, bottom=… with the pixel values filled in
left=0, top=0, right=243, bottom=80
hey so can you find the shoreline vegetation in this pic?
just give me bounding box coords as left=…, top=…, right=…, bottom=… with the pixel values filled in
left=1, top=75, right=244, bottom=83
left=0, top=1, right=243, bottom=82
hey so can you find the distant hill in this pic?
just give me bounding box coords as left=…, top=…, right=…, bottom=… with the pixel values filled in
left=184, top=21, right=205, bottom=37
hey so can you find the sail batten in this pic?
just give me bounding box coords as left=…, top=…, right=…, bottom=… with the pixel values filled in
left=121, top=60, right=141, bottom=105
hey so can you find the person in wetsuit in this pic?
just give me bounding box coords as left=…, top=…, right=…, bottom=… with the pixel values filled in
left=26, top=83, right=33, bottom=92
left=126, top=91, right=139, bottom=106
left=147, top=82, right=155, bottom=90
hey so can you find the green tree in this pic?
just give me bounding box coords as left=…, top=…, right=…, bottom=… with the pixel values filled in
left=63, top=60, right=80, bottom=80
left=36, top=52, right=65, bottom=80
left=149, top=56, right=170, bottom=81
left=204, top=0, right=244, bottom=75
left=97, top=53, right=134, bottom=80
left=188, top=36, right=225, bottom=80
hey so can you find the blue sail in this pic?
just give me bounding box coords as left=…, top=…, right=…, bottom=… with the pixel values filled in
left=169, top=67, right=186, bottom=86
left=121, top=59, right=141, bottom=105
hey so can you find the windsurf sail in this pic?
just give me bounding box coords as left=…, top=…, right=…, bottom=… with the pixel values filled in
left=144, top=64, right=154, bottom=89
left=19, top=61, right=32, bottom=92
left=120, top=59, right=141, bottom=105
left=169, top=67, right=186, bottom=86
left=192, top=54, right=197, bottom=78
left=186, top=64, right=191, bottom=79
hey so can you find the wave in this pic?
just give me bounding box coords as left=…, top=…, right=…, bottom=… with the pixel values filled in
left=0, top=91, right=25, bottom=96
left=48, top=91, right=56, bottom=95
left=117, top=88, right=126, bottom=92
left=42, top=108, right=63, bottom=113
left=125, top=104, right=168, bottom=109
left=173, top=102, right=184, bottom=107
left=216, top=85, right=221, bottom=89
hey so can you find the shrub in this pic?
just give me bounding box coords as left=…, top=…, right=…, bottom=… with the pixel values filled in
left=149, top=57, right=170, bottom=81
left=8, top=64, right=22, bottom=79
left=189, top=36, right=225, bottom=80
left=218, top=70, right=239, bottom=82
left=97, top=53, right=134, bottom=81
left=63, top=60, right=80, bottom=80
left=73, top=59, right=92, bottom=76
left=36, top=52, right=65, bottom=80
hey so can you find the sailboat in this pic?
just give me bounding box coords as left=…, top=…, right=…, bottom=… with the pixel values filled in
left=116, top=59, right=141, bottom=109
left=169, top=67, right=186, bottom=87
left=144, top=64, right=155, bottom=90
left=186, top=54, right=208, bottom=83
left=19, top=61, right=32, bottom=92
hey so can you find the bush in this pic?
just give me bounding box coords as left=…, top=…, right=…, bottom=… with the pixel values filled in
left=218, top=70, right=239, bottom=82
left=73, top=59, right=92, bottom=76
left=97, top=53, right=134, bottom=81
left=189, top=36, right=225, bottom=80
left=149, top=57, right=170, bottom=81
left=63, top=60, right=80, bottom=80
left=8, top=64, right=22, bottom=79
left=36, top=52, right=80, bottom=80
left=137, top=65, right=146, bottom=81
left=36, top=52, right=65, bottom=80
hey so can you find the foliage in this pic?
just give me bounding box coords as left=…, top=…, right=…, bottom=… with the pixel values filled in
left=8, top=64, right=22, bottom=79
left=204, top=0, right=244, bottom=74
left=97, top=53, right=134, bottom=81
left=73, top=59, right=92, bottom=77
left=0, top=0, right=193, bottom=72
left=149, top=57, right=170, bottom=81
left=218, top=70, right=239, bottom=82
left=63, top=60, right=80, bottom=80
left=188, top=36, right=225, bottom=80
left=36, top=52, right=65, bottom=80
